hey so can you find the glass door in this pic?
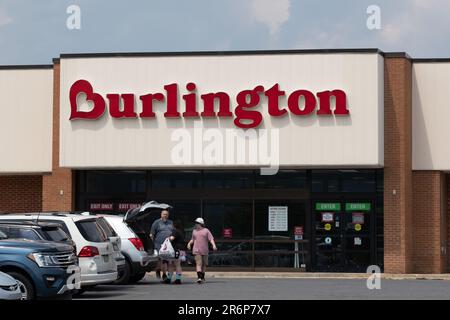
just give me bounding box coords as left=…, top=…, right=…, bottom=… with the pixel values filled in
left=313, top=202, right=344, bottom=272
left=343, top=202, right=373, bottom=272
left=312, top=201, right=373, bottom=272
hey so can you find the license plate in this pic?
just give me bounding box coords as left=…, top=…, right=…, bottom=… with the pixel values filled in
left=102, top=255, right=109, bottom=263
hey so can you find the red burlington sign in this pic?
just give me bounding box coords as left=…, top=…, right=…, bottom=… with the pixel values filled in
left=69, top=79, right=349, bottom=129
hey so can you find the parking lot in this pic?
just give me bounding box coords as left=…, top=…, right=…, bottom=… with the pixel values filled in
left=74, top=274, right=450, bottom=300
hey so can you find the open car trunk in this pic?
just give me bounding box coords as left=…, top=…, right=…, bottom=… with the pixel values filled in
left=124, top=201, right=172, bottom=253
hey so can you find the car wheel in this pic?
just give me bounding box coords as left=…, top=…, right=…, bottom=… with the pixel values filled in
left=129, top=272, right=146, bottom=283
left=113, top=261, right=131, bottom=285
left=7, top=272, right=35, bottom=301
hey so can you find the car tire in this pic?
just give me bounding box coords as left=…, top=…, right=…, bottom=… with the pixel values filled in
left=7, top=271, right=35, bottom=300
left=113, top=261, right=131, bottom=285
left=129, top=272, right=146, bottom=283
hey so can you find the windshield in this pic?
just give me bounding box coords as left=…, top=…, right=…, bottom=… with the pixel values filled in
left=76, top=219, right=108, bottom=243
left=37, top=226, right=70, bottom=242
left=3, top=227, right=41, bottom=241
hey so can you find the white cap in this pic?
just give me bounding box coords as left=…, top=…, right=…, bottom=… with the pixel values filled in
left=195, top=217, right=205, bottom=225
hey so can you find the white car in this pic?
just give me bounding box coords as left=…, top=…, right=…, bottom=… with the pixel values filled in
left=84, top=215, right=126, bottom=282
left=0, top=271, right=21, bottom=300
left=99, top=214, right=159, bottom=284
left=0, top=213, right=118, bottom=291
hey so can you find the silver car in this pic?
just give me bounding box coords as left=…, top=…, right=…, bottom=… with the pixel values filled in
left=100, top=214, right=159, bottom=284
left=0, top=271, right=22, bottom=300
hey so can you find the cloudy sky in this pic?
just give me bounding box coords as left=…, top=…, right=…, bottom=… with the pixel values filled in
left=0, top=0, right=449, bottom=64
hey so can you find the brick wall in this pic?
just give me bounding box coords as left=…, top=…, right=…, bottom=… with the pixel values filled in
left=412, top=171, right=446, bottom=273
left=42, top=62, right=73, bottom=211
left=0, top=175, right=42, bottom=212
left=384, top=55, right=414, bottom=273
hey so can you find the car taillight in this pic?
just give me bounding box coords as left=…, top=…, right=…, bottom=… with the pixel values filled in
left=78, top=246, right=100, bottom=257
left=129, top=238, right=144, bottom=251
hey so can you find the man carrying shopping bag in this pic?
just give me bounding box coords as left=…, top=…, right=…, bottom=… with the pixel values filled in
left=150, top=209, right=173, bottom=282
left=187, top=218, right=217, bottom=284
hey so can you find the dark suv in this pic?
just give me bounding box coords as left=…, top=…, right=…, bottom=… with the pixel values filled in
left=0, top=229, right=79, bottom=300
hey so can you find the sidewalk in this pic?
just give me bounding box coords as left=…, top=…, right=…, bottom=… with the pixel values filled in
left=153, top=272, right=450, bottom=281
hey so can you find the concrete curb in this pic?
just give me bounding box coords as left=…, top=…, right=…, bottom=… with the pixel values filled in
left=148, top=272, right=450, bottom=281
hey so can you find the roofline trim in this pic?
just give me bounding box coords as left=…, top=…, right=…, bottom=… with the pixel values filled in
left=0, top=65, right=53, bottom=70
left=58, top=48, right=384, bottom=59
left=413, top=58, right=450, bottom=63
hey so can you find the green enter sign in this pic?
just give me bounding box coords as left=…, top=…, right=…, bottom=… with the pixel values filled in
left=315, top=203, right=341, bottom=211
left=345, top=203, right=371, bottom=211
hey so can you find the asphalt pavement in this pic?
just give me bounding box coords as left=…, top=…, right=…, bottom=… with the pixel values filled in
left=75, top=274, right=450, bottom=300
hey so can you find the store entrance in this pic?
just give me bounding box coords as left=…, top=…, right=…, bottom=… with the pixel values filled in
left=75, top=169, right=383, bottom=272
left=312, top=201, right=373, bottom=272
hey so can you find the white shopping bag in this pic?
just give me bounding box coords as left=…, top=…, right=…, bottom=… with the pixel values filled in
left=158, top=238, right=175, bottom=259
left=179, top=250, right=186, bottom=262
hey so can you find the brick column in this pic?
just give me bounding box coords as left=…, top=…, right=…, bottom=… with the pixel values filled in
left=384, top=55, right=414, bottom=273
left=412, top=171, right=446, bottom=273
left=42, top=62, right=73, bottom=211
left=447, top=174, right=450, bottom=272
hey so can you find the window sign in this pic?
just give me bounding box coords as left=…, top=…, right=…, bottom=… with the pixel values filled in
left=321, top=212, right=334, bottom=222
left=294, top=226, right=304, bottom=240
left=316, top=203, right=341, bottom=211
left=117, top=203, right=141, bottom=212
left=222, top=228, right=233, bottom=239
left=268, top=206, right=288, bottom=231
left=352, top=212, right=365, bottom=225
left=89, top=203, right=113, bottom=211
left=345, top=203, right=371, bottom=211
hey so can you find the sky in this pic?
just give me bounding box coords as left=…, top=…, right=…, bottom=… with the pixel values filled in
left=0, top=0, right=449, bottom=65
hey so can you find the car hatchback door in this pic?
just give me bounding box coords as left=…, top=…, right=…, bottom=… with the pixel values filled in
left=75, top=218, right=116, bottom=273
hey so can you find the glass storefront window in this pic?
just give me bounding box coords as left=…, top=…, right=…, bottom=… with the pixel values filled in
left=208, top=252, right=253, bottom=267
left=215, top=241, right=252, bottom=251
left=312, top=170, right=377, bottom=193
left=254, top=254, right=304, bottom=268
left=203, top=171, right=254, bottom=189
left=76, top=169, right=384, bottom=271
left=255, top=170, right=306, bottom=189
left=254, top=201, right=306, bottom=239
left=202, top=201, right=253, bottom=239
left=151, top=171, right=201, bottom=189
left=254, top=242, right=302, bottom=251
left=86, top=171, right=146, bottom=194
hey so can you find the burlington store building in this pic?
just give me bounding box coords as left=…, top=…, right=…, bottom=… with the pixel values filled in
left=1, top=49, right=450, bottom=273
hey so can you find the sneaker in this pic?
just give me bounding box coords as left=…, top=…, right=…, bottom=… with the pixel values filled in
left=174, top=279, right=181, bottom=285
left=196, top=278, right=202, bottom=284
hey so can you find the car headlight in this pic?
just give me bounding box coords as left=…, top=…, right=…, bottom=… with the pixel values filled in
left=27, top=253, right=59, bottom=267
